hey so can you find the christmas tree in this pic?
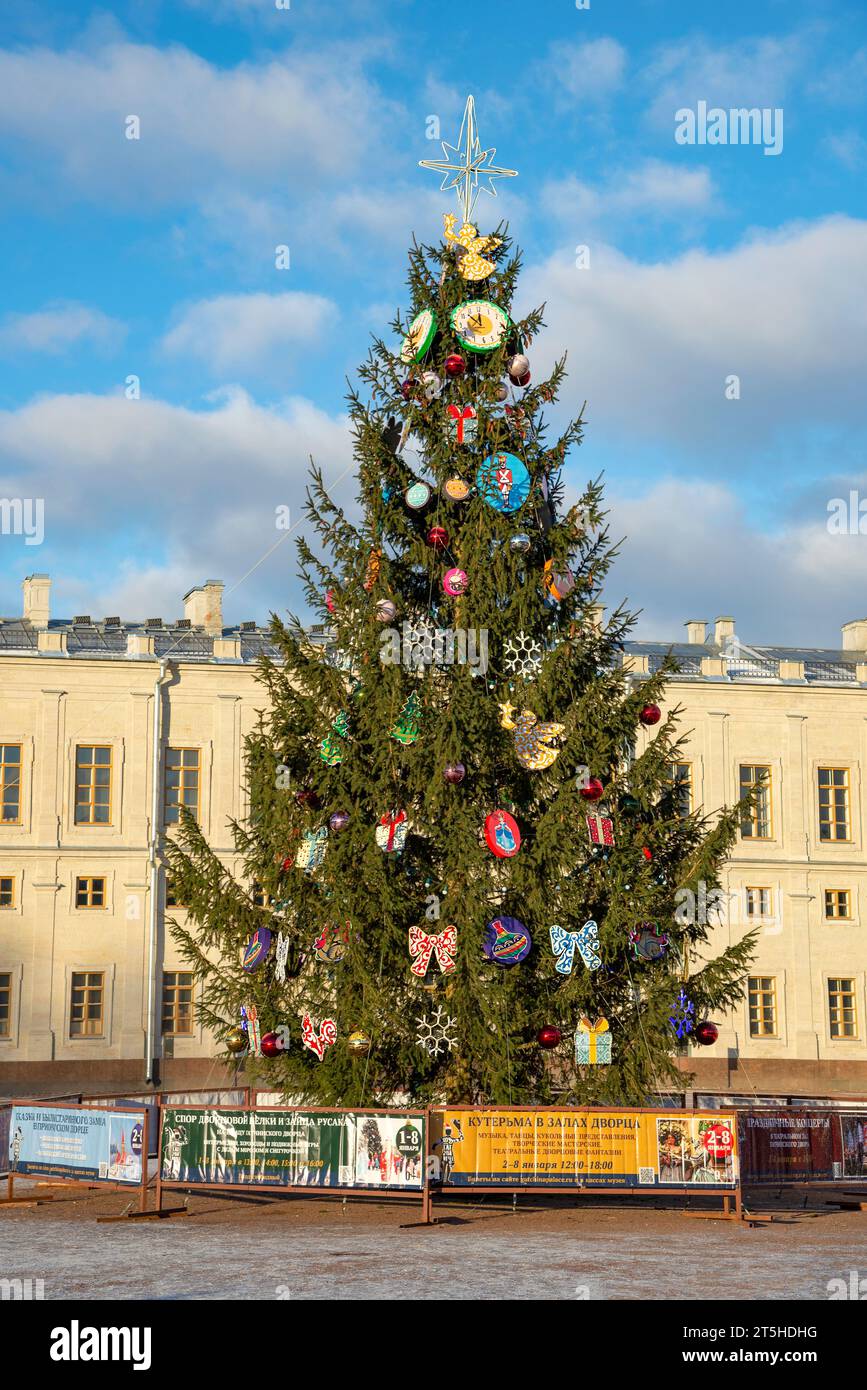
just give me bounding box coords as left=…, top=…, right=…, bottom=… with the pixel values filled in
left=169, top=98, right=756, bottom=1107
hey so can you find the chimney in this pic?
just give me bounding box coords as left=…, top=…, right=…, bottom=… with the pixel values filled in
left=22, top=573, right=51, bottom=628
left=841, top=619, right=867, bottom=652
left=685, top=620, right=707, bottom=645
left=183, top=580, right=224, bottom=637
left=714, top=616, right=735, bottom=648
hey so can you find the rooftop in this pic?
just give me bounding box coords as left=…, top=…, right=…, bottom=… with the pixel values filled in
left=2, top=578, right=866, bottom=685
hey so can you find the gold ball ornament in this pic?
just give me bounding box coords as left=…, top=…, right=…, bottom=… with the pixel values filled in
left=225, top=1027, right=247, bottom=1055
left=347, top=1030, right=372, bottom=1057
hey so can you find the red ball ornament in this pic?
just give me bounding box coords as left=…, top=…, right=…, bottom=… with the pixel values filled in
left=325, top=589, right=336, bottom=613
left=639, top=703, right=662, bottom=727
left=642, top=846, right=653, bottom=862
left=260, top=1031, right=283, bottom=1058
left=694, top=1020, right=719, bottom=1047
left=579, top=777, right=605, bottom=802
left=444, top=353, right=467, bottom=377
left=427, top=526, right=449, bottom=549
left=514, top=370, right=531, bottom=388
left=295, top=788, right=321, bottom=810
left=537, top=1025, right=561, bottom=1049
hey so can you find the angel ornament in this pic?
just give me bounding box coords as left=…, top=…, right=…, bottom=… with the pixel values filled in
left=499, top=701, right=564, bottom=771
left=443, top=213, right=501, bottom=280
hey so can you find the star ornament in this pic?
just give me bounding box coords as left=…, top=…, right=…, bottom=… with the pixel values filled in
left=419, top=95, right=517, bottom=223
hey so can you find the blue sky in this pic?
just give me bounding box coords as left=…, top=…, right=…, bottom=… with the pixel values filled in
left=0, top=0, right=865, bottom=644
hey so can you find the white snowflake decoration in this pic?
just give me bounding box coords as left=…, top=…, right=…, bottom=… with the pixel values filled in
left=503, top=630, right=544, bottom=680
left=416, top=1004, right=457, bottom=1058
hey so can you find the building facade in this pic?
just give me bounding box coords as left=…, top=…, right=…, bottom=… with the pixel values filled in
left=1, top=577, right=866, bottom=1097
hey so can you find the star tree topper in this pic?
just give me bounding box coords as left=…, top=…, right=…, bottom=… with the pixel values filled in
left=419, top=95, right=518, bottom=223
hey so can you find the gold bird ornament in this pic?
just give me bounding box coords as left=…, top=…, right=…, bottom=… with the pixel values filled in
left=499, top=701, right=565, bottom=771
left=443, top=213, right=501, bottom=280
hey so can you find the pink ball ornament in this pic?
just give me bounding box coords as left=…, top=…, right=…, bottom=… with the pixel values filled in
left=444, top=762, right=466, bottom=785
left=442, top=567, right=469, bottom=597
left=376, top=599, right=397, bottom=621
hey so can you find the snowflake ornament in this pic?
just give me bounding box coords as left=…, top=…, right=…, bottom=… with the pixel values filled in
left=502, top=630, right=544, bottom=680
left=416, top=1004, right=458, bottom=1058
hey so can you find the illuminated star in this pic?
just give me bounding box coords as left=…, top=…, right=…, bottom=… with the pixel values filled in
left=419, top=95, right=518, bottom=223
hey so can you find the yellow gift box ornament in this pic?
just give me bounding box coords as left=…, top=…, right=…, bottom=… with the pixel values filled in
left=575, top=1016, right=611, bottom=1065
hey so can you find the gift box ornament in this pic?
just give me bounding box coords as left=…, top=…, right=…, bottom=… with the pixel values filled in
left=295, top=826, right=328, bottom=872
left=376, top=808, right=409, bottom=854
left=408, top=924, right=458, bottom=978
left=575, top=1016, right=611, bottom=1065
left=446, top=402, right=478, bottom=444
left=586, top=812, right=615, bottom=847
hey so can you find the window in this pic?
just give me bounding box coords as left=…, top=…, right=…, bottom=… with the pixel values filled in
left=165, top=748, right=200, bottom=825
left=0, top=876, right=14, bottom=909
left=0, top=972, right=11, bottom=1038
left=165, top=877, right=184, bottom=909
left=69, top=971, right=105, bottom=1038
left=162, top=971, right=194, bottom=1036
left=251, top=882, right=271, bottom=908
left=818, top=768, right=851, bottom=842
left=0, top=745, right=21, bottom=824
left=829, top=978, right=858, bottom=1039
left=746, top=886, right=773, bottom=919
left=825, top=889, right=852, bottom=921
left=748, top=976, right=778, bottom=1037
left=667, top=762, right=692, bottom=818
left=75, top=876, right=106, bottom=909
left=739, top=765, right=772, bottom=839
left=75, top=746, right=112, bottom=825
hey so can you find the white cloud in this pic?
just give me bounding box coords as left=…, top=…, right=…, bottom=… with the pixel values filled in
left=540, top=37, right=627, bottom=103
left=161, top=291, right=337, bottom=372
left=602, top=476, right=867, bottom=649
left=0, top=40, right=395, bottom=206
left=0, top=388, right=356, bottom=623
left=520, top=214, right=867, bottom=455
left=0, top=302, right=124, bottom=354
left=541, top=160, right=715, bottom=232
left=641, top=33, right=808, bottom=128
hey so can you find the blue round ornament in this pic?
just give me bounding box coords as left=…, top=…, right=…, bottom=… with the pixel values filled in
left=483, top=916, right=532, bottom=966
left=476, top=451, right=530, bottom=514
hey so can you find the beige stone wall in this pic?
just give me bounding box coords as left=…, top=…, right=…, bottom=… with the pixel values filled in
left=640, top=675, right=867, bottom=1092
left=3, top=636, right=867, bottom=1096
left=0, top=652, right=266, bottom=1090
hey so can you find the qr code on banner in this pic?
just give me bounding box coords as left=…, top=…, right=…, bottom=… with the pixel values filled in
left=833, top=1162, right=843, bottom=1179
left=638, top=1167, right=656, bottom=1185
left=99, top=1163, right=108, bottom=1179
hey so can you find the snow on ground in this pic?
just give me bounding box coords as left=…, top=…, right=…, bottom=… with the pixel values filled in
left=3, top=1202, right=867, bottom=1300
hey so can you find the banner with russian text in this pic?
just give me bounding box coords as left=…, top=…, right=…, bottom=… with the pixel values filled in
left=8, top=1105, right=145, bottom=1184
left=738, top=1110, right=834, bottom=1182
left=429, top=1109, right=738, bottom=1188
left=159, top=1108, right=425, bottom=1190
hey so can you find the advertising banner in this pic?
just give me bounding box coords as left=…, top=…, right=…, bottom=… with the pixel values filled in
left=8, top=1105, right=145, bottom=1184
left=738, top=1111, right=835, bottom=1182
left=429, top=1109, right=738, bottom=1188
left=836, top=1112, right=867, bottom=1179
left=159, top=1108, right=425, bottom=1191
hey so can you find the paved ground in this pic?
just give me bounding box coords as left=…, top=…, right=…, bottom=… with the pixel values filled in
left=3, top=1179, right=867, bottom=1299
